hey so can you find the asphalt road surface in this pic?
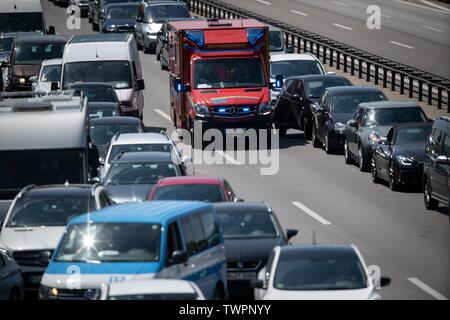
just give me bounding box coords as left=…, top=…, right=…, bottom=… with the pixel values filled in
left=219, top=0, right=450, bottom=79
left=11, top=1, right=448, bottom=300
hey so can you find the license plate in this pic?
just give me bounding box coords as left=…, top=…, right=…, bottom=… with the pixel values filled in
left=225, top=128, right=245, bottom=135
left=227, top=272, right=257, bottom=280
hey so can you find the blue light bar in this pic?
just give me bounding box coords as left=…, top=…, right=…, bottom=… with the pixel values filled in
left=246, top=28, right=265, bottom=46
left=185, top=30, right=204, bottom=47
left=242, top=107, right=250, bottom=112
left=218, top=108, right=226, bottom=113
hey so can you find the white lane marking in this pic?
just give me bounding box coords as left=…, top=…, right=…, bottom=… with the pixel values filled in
left=215, top=150, right=242, bottom=165
left=290, top=9, right=309, bottom=16
left=419, top=0, right=450, bottom=12
left=381, top=14, right=392, bottom=18
left=292, top=202, right=332, bottom=225
left=256, top=0, right=272, bottom=5
left=332, top=1, right=348, bottom=7
left=422, top=25, right=444, bottom=33
left=389, top=40, right=415, bottom=49
left=408, top=278, right=448, bottom=300
left=394, top=0, right=450, bottom=14
left=333, top=23, right=353, bottom=31
left=154, top=109, right=172, bottom=122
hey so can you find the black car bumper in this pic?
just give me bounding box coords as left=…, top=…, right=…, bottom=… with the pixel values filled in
left=329, top=131, right=345, bottom=148
left=394, top=165, right=423, bottom=186
left=195, top=115, right=272, bottom=133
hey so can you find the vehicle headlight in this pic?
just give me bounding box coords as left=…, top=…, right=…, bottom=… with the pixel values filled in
left=396, top=155, right=414, bottom=166
left=105, top=24, right=116, bottom=32
left=146, top=32, right=158, bottom=36
left=334, top=122, right=346, bottom=133
left=368, top=132, right=380, bottom=145
left=259, top=103, right=272, bottom=115
left=19, top=77, right=26, bottom=84
left=194, top=104, right=209, bottom=118
left=39, top=285, right=57, bottom=300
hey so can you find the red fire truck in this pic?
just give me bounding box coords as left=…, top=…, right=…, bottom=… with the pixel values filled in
left=167, top=18, right=282, bottom=141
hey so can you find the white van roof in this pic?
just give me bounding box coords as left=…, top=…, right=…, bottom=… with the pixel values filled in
left=0, top=0, right=43, bottom=13
left=63, top=34, right=133, bottom=63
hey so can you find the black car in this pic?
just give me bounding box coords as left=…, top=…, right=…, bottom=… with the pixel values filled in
left=344, top=102, right=429, bottom=172
left=100, top=2, right=139, bottom=34
left=156, top=17, right=198, bottom=70
left=272, top=75, right=352, bottom=138
left=91, top=0, right=138, bottom=32
left=70, top=82, right=121, bottom=114
left=104, top=152, right=186, bottom=203
left=1, top=34, right=67, bottom=91
left=89, top=116, right=145, bottom=159
left=88, top=101, right=123, bottom=119
left=372, top=122, right=432, bottom=190
left=311, top=86, right=387, bottom=153
left=423, top=116, right=450, bottom=218
left=214, top=202, right=297, bottom=299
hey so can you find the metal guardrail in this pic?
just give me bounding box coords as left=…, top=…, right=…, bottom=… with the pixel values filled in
left=187, top=0, right=450, bottom=112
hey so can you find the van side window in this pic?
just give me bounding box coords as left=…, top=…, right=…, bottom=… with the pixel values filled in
left=166, top=222, right=182, bottom=266
left=181, top=215, right=206, bottom=256
left=199, top=210, right=221, bottom=249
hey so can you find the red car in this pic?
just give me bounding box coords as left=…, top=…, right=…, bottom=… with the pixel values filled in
left=147, top=176, right=241, bottom=203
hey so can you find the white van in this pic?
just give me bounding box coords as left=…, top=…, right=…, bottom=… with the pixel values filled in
left=60, top=34, right=145, bottom=119
left=0, top=0, right=55, bottom=34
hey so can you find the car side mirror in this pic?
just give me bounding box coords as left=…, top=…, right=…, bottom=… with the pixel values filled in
left=174, top=78, right=190, bottom=93
left=436, top=155, right=450, bottom=164
left=326, top=71, right=336, bottom=75
left=135, top=79, right=145, bottom=91
left=1, top=61, right=10, bottom=68
left=249, top=279, right=265, bottom=289
left=29, top=75, right=37, bottom=83
left=286, top=46, right=295, bottom=54
left=51, top=82, right=59, bottom=91
left=181, top=155, right=192, bottom=164
left=90, top=177, right=101, bottom=183
left=286, top=229, right=298, bottom=241
left=380, top=277, right=391, bottom=288
left=316, top=105, right=326, bottom=113
left=136, top=17, right=143, bottom=23
left=378, top=137, right=389, bottom=145
left=47, top=26, right=56, bottom=35
left=170, top=250, right=188, bottom=265
left=38, top=251, right=52, bottom=266
left=234, top=197, right=244, bottom=203
left=347, top=119, right=358, bottom=128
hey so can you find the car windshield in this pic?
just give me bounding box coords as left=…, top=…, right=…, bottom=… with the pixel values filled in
left=0, top=13, right=44, bottom=33
left=305, top=79, right=351, bottom=98
left=394, top=126, right=431, bottom=144
left=14, top=43, right=65, bottom=65
left=147, top=6, right=190, bottom=23
left=55, top=223, right=161, bottom=262
left=217, top=212, right=279, bottom=239
left=109, top=293, right=197, bottom=300
left=40, top=64, right=61, bottom=82
left=270, top=60, right=324, bottom=79
left=152, top=184, right=225, bottom=202
left=88, top=104, right=119, bottom=119
left=105, top=162, right=178, bottom=185
left=107, top=6, right=138, bottom=20
left=332, top=92, right=386, bottom=113
left=72, top=86, right=117, bottom=102
left=269, top=31, right=284, bottom=52
left=90, top=124, right=141, bottom=146
left=273, top=250, right=367, bottom=290
left=63, top=61, right=132, bottom=89
left=6, top=195, right=93, bottom=228
left=366, top=107, right=427, bottom=126
left=194, top=58, right=265, bottom=89
left=109, top=144, right=173, bottom=163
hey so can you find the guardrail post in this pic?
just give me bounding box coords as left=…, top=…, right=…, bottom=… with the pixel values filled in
left=358, top=60, right=362, bottom=79
left=343, top=54, right=347, bottom=73
left=366, top=62, right=371, bottom=82
left=409, top=78, right=414, bottom=98
left=418, top=80, right=423, bottom=101
left=428, top=84, right=432, bottom=105
left=316, top=43, right=320, bottom=60
left=336, top=52, right=341, bottom=70
left=350, top=58, right=354, bottom=76
left=437, top=88, right=442, bottom=109
left=447, top=90, right=450, bottom=113
left=383, top=68, right=387, bottom=88
left=310, top=41, right=314, bottom=53
left=400, top=74, right=405, bottom=95
left=374, top=65, right=379, bottom=85
left=323, top=46, right=327, bottom=64
left=391, top=71, right=396, bottom=91
left=329, top=49, right=334, bottom=67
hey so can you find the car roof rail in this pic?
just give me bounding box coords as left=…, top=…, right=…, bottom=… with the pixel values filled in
left=16, top=184, right=36, bottom=198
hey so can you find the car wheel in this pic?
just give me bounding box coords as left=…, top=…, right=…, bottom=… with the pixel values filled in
left=9, top=288, right=20, bottom=301
left=303, top=117, right=312, bottom=140
left=358, top=145, right=369, bottom=172
left=344, top=139, right=353, bottom=164
left=389, top=162, right=399, bottom=191
left=156, top=51, right=161, bottom=61
left=92, top=21, right=99, bottom=32
left=372, top=158, right=381, bottom=183
left=324, top=130, right=333, bottom=154
left=279, top=126, right=287, bottom=136
left=143, top=40, right=150, bottom=54
left=312, top=125, right=321, bottom=148
left=213, top=285, right=225, bottom=300
left=424, top=178, right=439, bottom=210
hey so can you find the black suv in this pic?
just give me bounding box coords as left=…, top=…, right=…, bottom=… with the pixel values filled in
left=423, top=116, right=450, bottom=220
left=0, top=184, right=113, bottom=295
left=272, top=75, right=352, bottom=138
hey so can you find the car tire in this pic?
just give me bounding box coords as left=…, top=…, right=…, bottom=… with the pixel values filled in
left=389, top=162, right=400, bottom=191
left=9, top=288, right=20, bottom=301
left=279, top=126, right=287, bottom=137
left=213, top=284, right=225, bottom=300
left=156, top=51, right=161, bottom=61
left=324, top=130, right=333, bottom=154
left=303, top=117, right=312, bottom=140
left=372, top=158, right=381, bottom=183
left=344, top=139, right=353, bottom=164
left=312, top=125, right=321, bottom=148
left=92, top=21, right=99, bottom=32
left=358, top=145, right=369, bottom=172
left=143, top=41, right=150, bottom=54
left=424, top=177, right=439, bottom=210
